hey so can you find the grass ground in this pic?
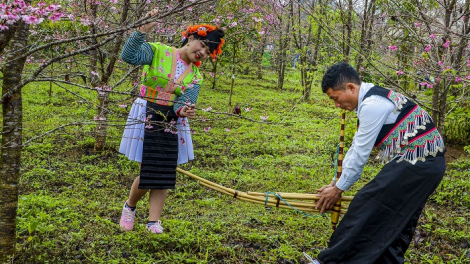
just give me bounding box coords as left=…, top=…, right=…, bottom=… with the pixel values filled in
left=5, top=67, right=470, bottom=263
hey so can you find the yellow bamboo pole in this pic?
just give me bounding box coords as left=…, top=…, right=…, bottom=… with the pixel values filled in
left=331, top=109, right=346, bottom=231
left=177, top=168, right=351, bottom=216
left=247, top=191, right=354, bottom=201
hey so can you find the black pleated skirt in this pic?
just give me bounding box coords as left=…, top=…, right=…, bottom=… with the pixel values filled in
left=318, top=152, right=446, bottom=263
left=139, top=102, right=178, bottom=189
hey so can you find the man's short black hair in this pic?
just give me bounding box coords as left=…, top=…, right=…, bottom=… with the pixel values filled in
left=321, top=62, right=361, bottom=93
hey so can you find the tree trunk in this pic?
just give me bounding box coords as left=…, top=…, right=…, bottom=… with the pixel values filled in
left=356, top=0, right=369, bottom=72
left=0, top=24, right=18, bottom=55
left=0, top=19, right=29, bottom=261
left=94, top=0, right=130, bottom=151
left=277, top=16, right=291, bottom=90
left=228, top=43, right=237, bottom=107
left=211, top=58, right=218, bottom=90
left=256, top=37, right=266, bottom=80
left=432, top=0, right=456, bottom=126
left=344, top=0, right=353, bottom=62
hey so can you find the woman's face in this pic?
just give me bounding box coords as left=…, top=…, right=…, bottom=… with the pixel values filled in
left=185, top=36, right=211, bottom=62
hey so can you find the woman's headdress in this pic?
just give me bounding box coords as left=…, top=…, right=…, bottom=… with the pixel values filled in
left=182, top=24, right=225, bottom=59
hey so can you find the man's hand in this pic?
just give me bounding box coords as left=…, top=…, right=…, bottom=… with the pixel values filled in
left=316, top=180, right=335, bottom=193
left=178, top=104, right=196, bottom=119
left=315, top=185, right=343, bottom=214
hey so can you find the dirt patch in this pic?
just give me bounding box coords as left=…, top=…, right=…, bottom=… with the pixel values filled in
left=445, top=145, right=467, bottom=164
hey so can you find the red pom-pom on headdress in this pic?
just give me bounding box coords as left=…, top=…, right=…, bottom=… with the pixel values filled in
left=182, top=24, right=225, bottom=59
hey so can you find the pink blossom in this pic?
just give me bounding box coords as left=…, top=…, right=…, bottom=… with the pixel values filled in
left=442, top=40, right=450, bottom=48
left=465, top=75, right=470, bottom=80
left=414, top=22, right=420, bottom=27
left=145, top=124, right=153, bottom=129
left=45, top=4, right=61, bottom=11
left=260, top=115, right=269, bottom=121
left=0, top=24, right=8, bottom=30
left=208, top=72, right=215, bottom=77
left=80, top=18, right=91, bottom=26
left=119, top=103, right=127, bottom=108
left=245, top=108, right=252, bottom=112
left=455, top=76, right=462, bottom=82
left=425, top=45, right=431, bottom=52
left=22, top=15, right=44, bottom=24
left=204, top=126, right=211, bottom=132
left=203, top=106, right=212, bottom=112
left=435, top=77, right=441, bottom=82
left=49, top=12, right=63, bottom=22
left=388, top=45, right=397, bottom=51
left=225, top=128, right=230, bottom=132
left=438, top=61, right=443, bottom=66
left=110, top=0, right=117, bottom=3
left=430, top=34, right=436, bottom=39
left=396, top=70, right=404, bottom=75
left=229, top=22, right=237, bottom=28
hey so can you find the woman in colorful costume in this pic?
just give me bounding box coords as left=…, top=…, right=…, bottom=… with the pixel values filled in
left=308, top=62, right=445, bottom=263
left=118, top=8, right=225, bottom=234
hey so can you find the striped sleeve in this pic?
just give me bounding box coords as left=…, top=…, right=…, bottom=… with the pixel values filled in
left=120, top=31, right=154, bottom=65
left=173, top=84, right=201, bottom=115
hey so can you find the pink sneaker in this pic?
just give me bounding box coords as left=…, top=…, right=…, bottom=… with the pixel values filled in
left=120, top=201, right=136, bottom=231
left=147, top=220, right=164, bottom=234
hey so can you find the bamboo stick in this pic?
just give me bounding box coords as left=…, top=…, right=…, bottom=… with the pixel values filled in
left=247, top=191, right=354, bottom=201
left=197, top=175, right=350, bottom=209
left=177, top=167, right=349, bottom=216
left=331, top=109, right=346, bottom=231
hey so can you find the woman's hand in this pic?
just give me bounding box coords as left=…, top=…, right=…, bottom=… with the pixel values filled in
left=138, top=8, right=159, bottom=34
left=179, top=104, right=196, bottom=119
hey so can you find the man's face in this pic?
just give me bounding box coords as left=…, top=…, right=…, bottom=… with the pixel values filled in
left=325, top=84, right=359, bottom=111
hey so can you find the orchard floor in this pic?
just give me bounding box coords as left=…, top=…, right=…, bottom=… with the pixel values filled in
left=6, top=70, right=470, bottom=263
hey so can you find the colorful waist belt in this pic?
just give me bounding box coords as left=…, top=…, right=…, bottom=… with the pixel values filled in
left=140, top=85, right=177, bottom=106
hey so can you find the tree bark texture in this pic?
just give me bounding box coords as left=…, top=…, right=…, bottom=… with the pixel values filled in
left=277, top=16, right=291, bottom=90
left=228, top=43, right=237, bottom=107
left=94, top=0, right=130, bottom=151
left=0, top=19, right=29, bottom=261
left=211, top=58, right=218, bottom=90
left=432, top=0, right=456, bottom=127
